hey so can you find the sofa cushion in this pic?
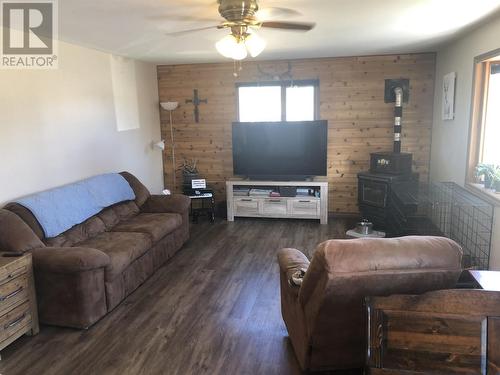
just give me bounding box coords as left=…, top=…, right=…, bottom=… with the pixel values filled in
left=111, top=213, right=182, bottom=243
left=97, top=201, right=139, bottom=230
left=45, top=216, right=106, bottom=248
left=77, top=232, right=152, bottom=280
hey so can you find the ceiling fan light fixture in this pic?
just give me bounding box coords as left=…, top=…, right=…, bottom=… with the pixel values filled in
left=215, top=34, right=236, bottom=58
left=215, top=34, right=248, bottom=60
left=231, top=40, right=248, bottom=60
left=245, top=31, right=266, bottom=57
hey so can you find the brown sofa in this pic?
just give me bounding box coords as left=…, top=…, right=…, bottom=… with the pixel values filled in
left=0, top=172, right=190, bottom=329
left=277, top=236, right=463, bottom=372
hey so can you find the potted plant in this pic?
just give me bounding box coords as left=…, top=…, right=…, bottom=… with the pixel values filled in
left=178, top=158, right=199, bottom=186
left=493, top=168, right=500, bottom=193
left=475, top=163, right=496, bottom=189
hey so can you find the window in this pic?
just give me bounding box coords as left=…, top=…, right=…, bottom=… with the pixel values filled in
left=467, top=49, right=500, bottom=191
left=482, top=62, right=500, bottom=166
left=238, top=86, right=282, bottom=122
left=237, top=80, right=319, bottom=122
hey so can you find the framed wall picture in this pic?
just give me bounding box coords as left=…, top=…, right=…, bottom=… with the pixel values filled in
left=442, top=72, right=456, bottom=120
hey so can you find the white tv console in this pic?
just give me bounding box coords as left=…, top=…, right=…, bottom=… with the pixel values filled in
left=226, top=179, right=328, bottom=225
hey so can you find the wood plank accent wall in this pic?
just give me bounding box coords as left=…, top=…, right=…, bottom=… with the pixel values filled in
left=157, top=53, right=436, bottom=213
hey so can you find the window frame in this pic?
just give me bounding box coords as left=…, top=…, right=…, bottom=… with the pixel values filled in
left=466, top=47, right=500, bottom=202
left=235, top=79, right=320, bottom=122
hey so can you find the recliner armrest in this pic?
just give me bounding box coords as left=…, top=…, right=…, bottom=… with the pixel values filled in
left=278, top=248, right=310, bottom=289
left=32, top=247, right=110, bottom=273
left=141, top=194, right=191, bottom=215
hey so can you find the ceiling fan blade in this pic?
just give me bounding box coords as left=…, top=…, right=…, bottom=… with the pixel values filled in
left=165, top=25, right=221, bottom=36
left=260, top=21, right=315, bottom=31
left=256, top=7, right=302, bottom=21
left=148, top=14, right=219, bottom=23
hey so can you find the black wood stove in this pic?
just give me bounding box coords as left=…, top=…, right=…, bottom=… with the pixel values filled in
left=358, top=170, right=418, bottom=234
left=358, top=80, right=419, bottom=234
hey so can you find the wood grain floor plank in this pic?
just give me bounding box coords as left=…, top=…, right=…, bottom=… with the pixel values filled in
left=0, top=218, right=357, bottom=375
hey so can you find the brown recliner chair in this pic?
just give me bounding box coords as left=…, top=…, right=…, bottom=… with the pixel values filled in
left=277, top=236, right=463, bottom=372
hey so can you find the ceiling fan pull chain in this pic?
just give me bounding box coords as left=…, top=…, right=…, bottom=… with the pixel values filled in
left=233, top=59, right=238, bottom=77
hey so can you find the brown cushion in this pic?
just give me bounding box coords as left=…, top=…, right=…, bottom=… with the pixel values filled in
left=317, top=236, right=463, bottom=273
left=77, top=232, right=152, bottom=280
left=0, top=209, right=45, bottom=252
left=97, top=201, right=139, bottom=230
left=120, top=172, right=151, bottom=207
left=45, top=216, right=106, bottom=248
left=32, top=247, right=110, bottom=273
left=111, top=213, right=182, bottom=243
left=141, top=194, right=191, bottom=215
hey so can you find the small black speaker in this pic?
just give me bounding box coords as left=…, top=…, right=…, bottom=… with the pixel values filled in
left=279, top=186, right=297, bottom=197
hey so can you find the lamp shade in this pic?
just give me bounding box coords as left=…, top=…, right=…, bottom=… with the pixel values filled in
left=245, top=32, right=266, bottom=57
left=154, top=140, right=165, bottom=150
left=215, top=35, right=248, bottom=60
left=160, top=101, right=178, bottom=111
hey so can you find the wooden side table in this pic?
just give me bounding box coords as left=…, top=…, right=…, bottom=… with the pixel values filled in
left=0, top=253, right=39, bottom=357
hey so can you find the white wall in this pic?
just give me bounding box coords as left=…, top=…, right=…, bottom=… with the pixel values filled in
left=430, top=15, right=500, bottom=269
left=0, top=41, right=164, bottom=204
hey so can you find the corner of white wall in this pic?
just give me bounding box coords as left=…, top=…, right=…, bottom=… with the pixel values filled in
left=0, top=42, right=164, bottom=204
left=430, top=15, right=500, bottom=270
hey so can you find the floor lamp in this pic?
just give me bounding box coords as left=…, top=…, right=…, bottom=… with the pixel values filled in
left=160, top=101, right=179, bottom=191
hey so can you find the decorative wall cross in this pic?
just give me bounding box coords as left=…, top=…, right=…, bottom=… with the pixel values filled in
left=185, top=89, right=207, bottom=123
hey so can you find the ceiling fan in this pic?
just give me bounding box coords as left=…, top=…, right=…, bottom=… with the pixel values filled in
left=165, top=0, right=316, bottom=61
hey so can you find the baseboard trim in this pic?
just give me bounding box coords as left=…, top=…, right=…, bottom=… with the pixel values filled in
left=328, top=212, right=360, bottom=219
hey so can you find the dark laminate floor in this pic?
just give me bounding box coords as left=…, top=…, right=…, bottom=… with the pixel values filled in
left=0, top=217, right=357, bottom=375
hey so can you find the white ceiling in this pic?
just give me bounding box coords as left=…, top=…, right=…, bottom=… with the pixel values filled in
left=59, top=0, right=500, bottom=64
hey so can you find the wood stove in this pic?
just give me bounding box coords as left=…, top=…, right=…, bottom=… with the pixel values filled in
left=358, top=171, right=418, bottom=233
left=358, top=79, right=419, bottom=234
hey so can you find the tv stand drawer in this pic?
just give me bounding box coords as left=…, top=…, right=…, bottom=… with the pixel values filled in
left=290, top=199, right=320, bottom=216
left=262, top=199, right=287, bottom=215
left=234, top=198, right=259, bottom=215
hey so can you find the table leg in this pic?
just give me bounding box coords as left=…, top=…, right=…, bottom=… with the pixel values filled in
left=210, top=197, right=215, bottom=223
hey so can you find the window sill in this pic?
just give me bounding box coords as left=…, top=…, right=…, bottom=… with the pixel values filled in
left=466, top=183, right=500, bottom=206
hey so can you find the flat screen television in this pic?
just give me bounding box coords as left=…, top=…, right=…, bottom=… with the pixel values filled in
left=232, top=121, right=328, bottom=180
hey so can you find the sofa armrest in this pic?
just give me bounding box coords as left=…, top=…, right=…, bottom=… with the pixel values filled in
left=32, top=247, right=110, bottom=273
left=0, top=209, right=45, bottom=253
left=141, top=194, right=191, bottom=215
left=278, top=248, right=310, bottom=293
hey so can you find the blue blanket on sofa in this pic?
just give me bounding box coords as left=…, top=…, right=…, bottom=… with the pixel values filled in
left=16, top=173, right=135, bottom=238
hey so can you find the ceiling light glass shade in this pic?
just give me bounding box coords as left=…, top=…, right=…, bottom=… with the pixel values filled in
left=230, top=41, right=248, bottom=60
left=215, top=35, right=247, bottom=60
left=215, top=35, right=236, bottom=58
left=245, top=32, right=266, bottom=57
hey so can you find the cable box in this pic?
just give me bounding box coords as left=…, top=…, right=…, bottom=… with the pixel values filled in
left=279, top=186, right=297, bottom=197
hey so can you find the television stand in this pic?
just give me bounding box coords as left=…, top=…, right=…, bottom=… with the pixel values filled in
left=226, top=179, right=328, bottom=224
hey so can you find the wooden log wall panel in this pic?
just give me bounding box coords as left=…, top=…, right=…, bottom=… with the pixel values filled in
left=157, top=53, right=436, bottom=213
left=489, top=317, right=500, bottom=373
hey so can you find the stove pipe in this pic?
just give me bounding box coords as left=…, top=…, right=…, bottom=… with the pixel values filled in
left=393, top=87, right=403, bottom=153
